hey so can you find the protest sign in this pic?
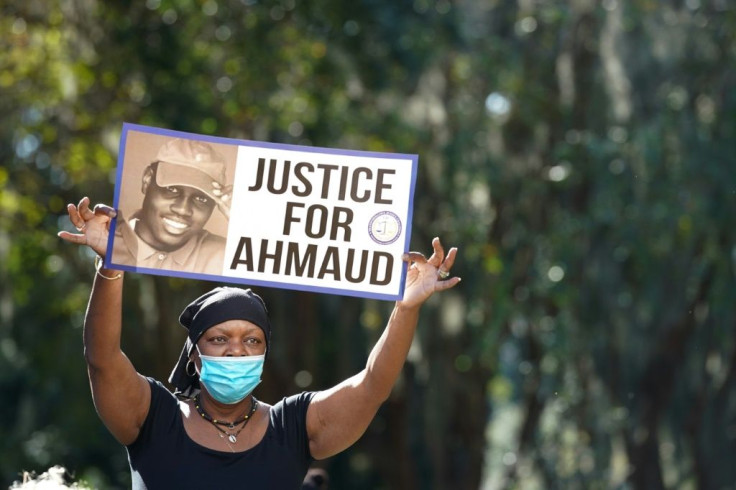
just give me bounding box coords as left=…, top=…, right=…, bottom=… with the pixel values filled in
left=106, top=123, right=417, bottom=300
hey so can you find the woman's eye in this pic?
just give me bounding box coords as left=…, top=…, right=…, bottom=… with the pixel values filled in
left=194, top=195, right=210, bottom=204
left=166, top=186, right=180, bottom=194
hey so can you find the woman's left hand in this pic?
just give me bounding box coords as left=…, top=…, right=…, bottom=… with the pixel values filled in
left=399, top=237, right=460, bottom=308
left=57, top=196, right=117, bottom=258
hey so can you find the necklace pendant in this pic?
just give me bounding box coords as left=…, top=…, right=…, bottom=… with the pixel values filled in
left=228, top=434, right=237, bottom=443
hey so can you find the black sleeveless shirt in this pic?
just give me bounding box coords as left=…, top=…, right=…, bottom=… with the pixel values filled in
left=127, top=378, right=315, bottom=489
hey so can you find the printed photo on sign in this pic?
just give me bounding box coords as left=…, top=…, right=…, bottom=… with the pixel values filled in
left=110, top=130, right=236, bottom=276
left=107, top=123, right=418, bottom=300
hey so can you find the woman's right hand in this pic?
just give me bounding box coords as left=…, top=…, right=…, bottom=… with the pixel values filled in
left=57, top=197, right=117, bottom=258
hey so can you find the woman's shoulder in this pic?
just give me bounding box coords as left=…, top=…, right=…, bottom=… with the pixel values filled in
left=271, top=392, right=316, bottom=411
left=144, top=376, right=171, bottom=393
left=267, top=392, right=316, bottom=428
left=141, top=377, right=181, bottom=411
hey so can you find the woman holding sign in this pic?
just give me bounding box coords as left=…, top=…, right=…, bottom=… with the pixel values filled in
left=58, top=196, right=460, bottom=489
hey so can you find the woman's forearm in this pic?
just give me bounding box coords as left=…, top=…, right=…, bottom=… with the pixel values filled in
left=362, top=302, right=421, bottom=401
left=83, top=267, right=125, bottom=370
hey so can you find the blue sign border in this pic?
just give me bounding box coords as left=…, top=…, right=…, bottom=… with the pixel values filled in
left=106, top=123, right=417, bottom=301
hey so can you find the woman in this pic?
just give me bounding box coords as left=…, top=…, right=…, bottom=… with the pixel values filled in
left=58, top=197, right=460, bottom=489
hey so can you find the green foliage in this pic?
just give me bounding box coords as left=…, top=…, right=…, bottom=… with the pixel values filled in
left=2, top=1, right=734, bottom=489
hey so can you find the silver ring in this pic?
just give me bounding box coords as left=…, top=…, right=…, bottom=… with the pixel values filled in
left=77, top=223, right=87, bottom=232
left=437, top=269, right=449, bottom=279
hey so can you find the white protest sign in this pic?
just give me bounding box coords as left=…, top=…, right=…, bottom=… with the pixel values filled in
left=106, top=123, right=417, bottom=300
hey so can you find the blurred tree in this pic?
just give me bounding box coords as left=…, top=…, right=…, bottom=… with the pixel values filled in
left=1, top=0, right=734, bottom=489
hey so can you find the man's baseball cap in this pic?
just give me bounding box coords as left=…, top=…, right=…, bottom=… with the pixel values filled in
left=154, top=138, right=227, bottom=201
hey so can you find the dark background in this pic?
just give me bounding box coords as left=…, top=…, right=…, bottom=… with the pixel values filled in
left=1, top=1, right=734, bottom=489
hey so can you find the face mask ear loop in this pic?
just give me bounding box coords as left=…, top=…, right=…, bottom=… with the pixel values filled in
left=191, top=345, right=203, bottom=377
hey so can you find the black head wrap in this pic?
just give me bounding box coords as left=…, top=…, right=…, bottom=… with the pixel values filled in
left=168, top=287, right=271, bottom=397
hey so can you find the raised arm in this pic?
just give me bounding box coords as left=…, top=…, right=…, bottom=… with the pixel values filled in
left=58, top=197, right=150, bottom=445
left=306, top=237, right=461, bottom=460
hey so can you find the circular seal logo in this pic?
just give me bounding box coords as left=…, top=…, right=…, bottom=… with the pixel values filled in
left=368, top=211, right=402, bottom=245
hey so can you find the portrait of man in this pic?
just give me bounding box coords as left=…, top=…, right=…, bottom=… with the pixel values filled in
left=110, top=134, right=236, bottom=276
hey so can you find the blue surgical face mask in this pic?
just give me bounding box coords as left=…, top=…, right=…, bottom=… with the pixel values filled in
left=196, top=349, right=265, bottom=404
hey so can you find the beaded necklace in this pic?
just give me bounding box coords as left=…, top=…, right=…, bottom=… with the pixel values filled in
left=194, top=395, right=258, bottom=444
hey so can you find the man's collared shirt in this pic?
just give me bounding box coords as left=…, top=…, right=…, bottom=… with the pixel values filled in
left=111, top=212, right=226, bottom=275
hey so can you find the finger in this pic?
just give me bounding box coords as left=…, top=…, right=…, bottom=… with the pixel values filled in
left=57, top=230, right=87, bottom=244
left=67, top=203, right=85, bottom=230
left=93, top=204, right=117, bottom=219
left=427, top=237, right=445, bottom=267
left=78, top=197, right=95, bottom=220
left=435, top=276, right=461, bottom=291
left=439, top=247, right=458, bottom=272
left=402, top=251, right=427, bottom=264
